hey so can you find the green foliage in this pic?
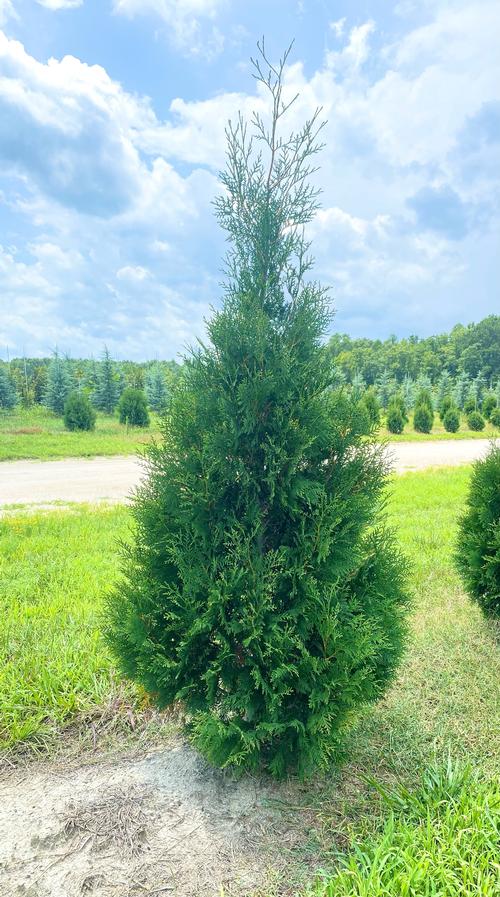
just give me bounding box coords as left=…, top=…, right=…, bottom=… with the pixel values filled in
left=438, top=394, right=453, bottom=421
left=146, top=362, right=169, bottom=412
left=0, top=365, right=18, bottom=410
left=361, top=388, right=380, bottom=428
left=328, top=314, right=500, bottom=385
left=376, top=369, right=393, bottom=410
left=455, top=445, right=500, bottom=618
left=482, top=392, right=497, bottom=420
left=464, top=396, right=477, bottom=415
left=63, top=392, right=96, bottom=431
left=117, top=388, right=150, bottom=427
left=386, top=403, right=405, bottom=434
left=467, top=410, right=485, bottom=431
left=413, top=403, right=434, bottom=433
left=44, top=351, right=73, bottom=415
left=309, top=763, right=500, bottom=897
left=443, top=406, right=460, bottom=433
left=414, top=388, right=433, bottom=411
left=490, top=407, right=500, bottom=428
left=93, top=347, right=120, bottom=414
left=105, top=46, right=409, bottom=779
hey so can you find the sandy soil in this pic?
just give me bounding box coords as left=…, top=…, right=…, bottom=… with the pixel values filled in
left=0, top=737, right=294, bottom=897
left=0, top=440, right=494, bottom=507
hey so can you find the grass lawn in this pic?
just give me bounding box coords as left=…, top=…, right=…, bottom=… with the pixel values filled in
left=1, top=468, right=499, bottom=891
left=0, top=405, right=162, bottom=461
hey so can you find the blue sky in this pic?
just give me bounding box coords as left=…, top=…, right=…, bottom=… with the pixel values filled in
left=0, top=0, right=499, bottom=360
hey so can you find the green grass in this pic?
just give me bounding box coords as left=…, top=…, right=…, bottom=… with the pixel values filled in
left=0, top=505, right=131, bottom=748
left=307, top=762, right=500, bottom=896
left=0, top=405, right=161, bottom=461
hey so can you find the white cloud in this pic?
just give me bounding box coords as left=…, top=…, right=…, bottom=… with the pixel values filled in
left=36, top=1, right=83, bottom=10
left=113, top=0, right=226, bottom=57
left=0, top=0, right=16, bottom=26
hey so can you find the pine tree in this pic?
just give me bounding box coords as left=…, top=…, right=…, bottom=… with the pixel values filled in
left=146, top=362, right=169, bottom=412
left=105, top=43, right=408, bottom=778
left=453, top=372, right=469, bottom=410
left=401, top=374, right=415, bottom=410
left=436, top=369, right=452, bottom=412
left=376, top=369, right=392, bottom=410
left=93, top=347, right=120, bottom=414
left=44, top=350, right=72, bottom=415
left=0, top=364, right=18, bottom=410
left=351, top=372, right=365, bottom=401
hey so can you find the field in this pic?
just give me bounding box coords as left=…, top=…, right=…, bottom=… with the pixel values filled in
left=1, top=406, right=498, bottom=463
left=1, top=467, right=499, bottom=894
left=0, top=406, right=162, bottom=461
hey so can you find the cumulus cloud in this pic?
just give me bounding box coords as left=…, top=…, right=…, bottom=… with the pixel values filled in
left=113, top=0, right=226, bottom=58
left=0, top=0, right=499, bottom=357
left=0, top=0, right=16, bottom=26
left=36, top=1, right=83, bottom=9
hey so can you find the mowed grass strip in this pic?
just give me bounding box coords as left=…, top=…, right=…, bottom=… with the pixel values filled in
left=0, top=467, right=499, bottom=777
left=0, top=406, right=161, bottom=461
left=0, top=505, right=130, bottom=748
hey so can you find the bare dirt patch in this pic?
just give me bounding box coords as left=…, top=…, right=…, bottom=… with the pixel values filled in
left=0, top=736, right=312, bottom=897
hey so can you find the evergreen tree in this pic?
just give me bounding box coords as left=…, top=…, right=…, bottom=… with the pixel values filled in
left=44, top=350, right=72, bottom=415
left=93, top=347, right=120, bottom=414
left=0, top=364, right=18, bottom=410
left=351, top=371, right=365, bottom=401
left=401, top=375, right=415, bottom=410
left=105, top=44, right=408, bottom=778
left=146, top=362, right=169, bottom=412
left=436, top=370, right=452, bottom=412
left=118, top=388, right=150, bottom=427
left=453, top=372, right=469, bottom=410
left=376, top=369, right=393, bottom=410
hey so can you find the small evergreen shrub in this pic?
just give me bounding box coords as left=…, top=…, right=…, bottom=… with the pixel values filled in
left=439, top=395, right=453, bottom=421
left=455, top=445, right=500, bottom=618
left=63, top=392, right=96, bottom=431
left=443, top=407, right=460, bottom=433
left=362, top=389, right=381, bottom=428
left=481, top=393, right=497, bottom=420
left=386, top=403, right=405, bottom=434
left=467, top=411, right=485, bottom=431
left=490, top=407, right=500, bottom=428
left=105, top=46, right=409, bottom=779
left=413, top=403, right=434, bottom=433
left=464, top=397, right=477, bottom=415
left=118, top=388, right=150, bottom=427
left=415, top=388, right=433, bottom=411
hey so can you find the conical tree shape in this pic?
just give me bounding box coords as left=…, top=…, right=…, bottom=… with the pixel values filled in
left=106, top=44, right=408, bottom=778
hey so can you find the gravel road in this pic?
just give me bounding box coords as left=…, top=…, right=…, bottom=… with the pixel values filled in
left=0, top=439, right=494, bottom=508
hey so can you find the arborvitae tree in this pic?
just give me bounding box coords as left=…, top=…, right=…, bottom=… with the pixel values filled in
left=44, top=350, right=72, bottom=415
left=386, top=402, right=405, bottom=434
left=414, top=402, right=434, bottom=433
left=415, top=388, right=433, bottom=411
left=362, top=388, right=380, bottom=428
left=0, top=364, right=18, bottom=410
left=146, top=362, right=169, bottom=412
left=467, top=410, right=485, bottom=431
left=439, top=394, right=454, bottom=422
left=456, top=445, right=500, bottom=618
left=105, top=44, right=408, bottom=778
left=64, top=392, right=96, bottom=431
left=443, top=406, right=460, bottom=433
left=118, top=387, right=150, bottom=427
left=93, top=347, right=120, bottom=414
left=481, top=392, right=497, bottom=420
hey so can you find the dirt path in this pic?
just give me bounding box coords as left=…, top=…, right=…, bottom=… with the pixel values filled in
left=0, top=737, right=289, bottom=897
left=0, top=440, right=494, bottom=507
